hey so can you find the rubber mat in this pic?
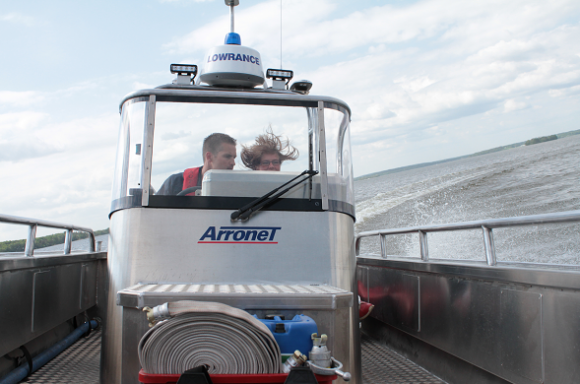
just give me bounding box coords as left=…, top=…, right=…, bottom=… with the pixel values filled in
left=24, top=329, right=445, bottom=383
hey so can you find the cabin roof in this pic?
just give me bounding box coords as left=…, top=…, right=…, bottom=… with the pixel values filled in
left=119, top=84, right=351, bottom=117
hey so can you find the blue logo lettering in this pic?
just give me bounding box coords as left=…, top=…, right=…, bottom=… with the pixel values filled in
left=199, top=226, right=280, bottom=244
left=208, top=53, right=261, bottom=66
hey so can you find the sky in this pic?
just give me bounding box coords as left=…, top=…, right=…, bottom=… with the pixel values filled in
left=1, top=0, right=579, bottom=240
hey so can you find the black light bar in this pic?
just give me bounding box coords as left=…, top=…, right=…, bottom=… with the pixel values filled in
left=170, top=64, right=198, bottom=76
left=266, top=69, right=294, bottom=82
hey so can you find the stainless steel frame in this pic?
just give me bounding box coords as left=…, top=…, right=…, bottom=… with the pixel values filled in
left=317, top=101, right=329, bottom=210
left=0, top=251, right=106, bottom=357
left=104, top=207, right=360, bottom=384
left=141, top=95, right=156, bottom=207
left=0, top=213, right=96, bottom=256
left=106, top=84, right=358, bottom=384
left=356, top=210, right=580, bottom=266
left=357, top=210, right=580, bottom=384
left=119, top=88, right=351, bottom=116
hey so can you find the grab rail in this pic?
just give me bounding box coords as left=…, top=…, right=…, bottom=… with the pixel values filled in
left=355, top=210, right=580, bottom=266
left=0, top=213, right=95, bottom=257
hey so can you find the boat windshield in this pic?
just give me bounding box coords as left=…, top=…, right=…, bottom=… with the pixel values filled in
left=152, top=103, right=310, bottom=186
left=111, top=97, right=354, bottom=218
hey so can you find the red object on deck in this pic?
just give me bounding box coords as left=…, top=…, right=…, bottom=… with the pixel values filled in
left=359, top=300, right=374, bottom=320
left=138, top=369, right=337, bottom=384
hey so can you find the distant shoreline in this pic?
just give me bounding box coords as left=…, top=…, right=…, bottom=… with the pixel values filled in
left=355, top=128, right=580, bottom=181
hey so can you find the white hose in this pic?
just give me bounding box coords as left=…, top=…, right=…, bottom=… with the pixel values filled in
left=138, top=300, right=282, bottom=374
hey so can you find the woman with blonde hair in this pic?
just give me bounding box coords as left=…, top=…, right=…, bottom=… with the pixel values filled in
left=241, top=127, right=298, bottom=171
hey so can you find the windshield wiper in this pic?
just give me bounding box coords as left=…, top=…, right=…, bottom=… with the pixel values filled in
left=230, top=170, right=319, bottom=222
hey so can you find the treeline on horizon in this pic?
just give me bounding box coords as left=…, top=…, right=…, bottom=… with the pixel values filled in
left=356, top=128, right=580, bottom=181
left=0, top=229, right=109, bottom=253
left=525, top=135, right=557, bottom=146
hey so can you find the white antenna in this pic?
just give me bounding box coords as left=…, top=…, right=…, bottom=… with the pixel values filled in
left=225, top=0, right=239, bottom=33
left=280, top=0, right=283, bottom=68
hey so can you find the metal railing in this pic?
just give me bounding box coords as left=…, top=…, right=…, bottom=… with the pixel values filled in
left=355, top=210, right=580, bottom=266
left=0, top=213, right=96, bottom=257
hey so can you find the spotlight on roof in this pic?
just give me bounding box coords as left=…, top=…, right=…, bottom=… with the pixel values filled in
left=267, top=69, right=294, bottom=90
left=170, top=64, right=198, bottom=85
left=290, top=80, right=313, bottom=95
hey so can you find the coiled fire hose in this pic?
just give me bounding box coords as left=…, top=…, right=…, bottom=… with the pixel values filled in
left=138, top=301, right=282, bottom=374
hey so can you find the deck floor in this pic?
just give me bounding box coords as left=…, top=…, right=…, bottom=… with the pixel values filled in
left=24, top=330, right=446, bottom=383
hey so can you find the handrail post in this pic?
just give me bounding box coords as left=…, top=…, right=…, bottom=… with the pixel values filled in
left=419, top=230, right=429, bottom=261
left=24, top=224, right=37, bottom=257
left=482, top=225, right=497, bottom=266
left=64, top=229, right=73, bottom=254
left=379, top=234, right=387, bottom=259
left=89, top=233, right=96, bottom=252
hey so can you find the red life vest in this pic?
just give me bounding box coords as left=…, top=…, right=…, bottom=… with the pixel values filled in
left=182, top=166, right=202, bottom=196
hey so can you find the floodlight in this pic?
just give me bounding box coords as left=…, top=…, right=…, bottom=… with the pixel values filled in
left=290, top=80, right=313, bottom=95
left=170, top=64, right=198, bottom=76
left=266, top=69, right=294, bottom=82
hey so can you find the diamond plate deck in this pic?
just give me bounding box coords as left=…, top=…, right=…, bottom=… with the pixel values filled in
left=361, top=333, right=447, bottom=384
left=24, top=329, right=445, bottom=383
left=25, top=329, right=101, bottom=384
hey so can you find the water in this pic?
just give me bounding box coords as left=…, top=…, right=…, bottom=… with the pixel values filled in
left=354, top=135, right=580, bottom=265
left=10, top=137, right=578, bottom=263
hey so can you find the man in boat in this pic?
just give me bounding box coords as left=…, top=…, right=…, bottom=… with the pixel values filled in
left=240, top=127, right=298, bottom=171
left=157, top=133, right=237, bottom=195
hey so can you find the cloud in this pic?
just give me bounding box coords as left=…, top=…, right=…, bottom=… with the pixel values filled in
left=305, top=15, right=580, bottom=133
left=0, top=111, right=118, bottom=164
left=0, top=91, right=44, bottom=107
left=162, top=130, right=192, bottom=140
left=163, top=0, right=336, bottom=56
left=132, top=81, right=156, bottom=91
left=0, top=147, right=115, bottom=240
left=0, top=140, right=62, bottom=162
left=504, top=99, right=529, bottom=112
left=549, top=84, right=580, bottom=98
left=0, top=111, right=47, bottom=132
left=0, top=12, right=35, bottom=27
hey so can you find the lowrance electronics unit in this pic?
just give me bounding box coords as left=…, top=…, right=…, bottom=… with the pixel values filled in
left=199, top=0, right=265, bottom=88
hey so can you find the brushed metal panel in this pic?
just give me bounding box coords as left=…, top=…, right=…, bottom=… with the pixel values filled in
left=0, top=258, right=101, bottom=357
left=499, top=289, right=544, bottom=384
left=368, top=267, right=420, bottom=332
left=32, top=265, right=83, bottom=333
left=543, top=290, right=580, bottom=384
left=420, top=275, right=503, bottom=375
left=356, top=266, right=369, bottom=302
left=0, top=252, right=107, bottom=273
left=357, top=256, right=580, bottom=291
left=358, top=258, right=580, bottom=384
left=80, top=263, right=97, bottom=309
left=103, top=208, right=360, bottom=384
left=0, top=269, right=34, bottom=356
left=32, top=270, right=52, bottom=332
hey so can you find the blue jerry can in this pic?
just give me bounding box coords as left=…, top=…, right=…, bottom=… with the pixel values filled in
left=254, top=314, right=318, bottom=355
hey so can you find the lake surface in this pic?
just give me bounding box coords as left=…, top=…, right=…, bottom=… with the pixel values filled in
left=32, top=136, right=580, bottom=264
left=354, top=135, right=580, bottom=264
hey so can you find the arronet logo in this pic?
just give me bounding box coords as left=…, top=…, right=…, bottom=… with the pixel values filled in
left=198, top=226, right=281, bottom=244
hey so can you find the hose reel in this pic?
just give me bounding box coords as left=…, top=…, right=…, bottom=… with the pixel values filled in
left=138, top=300, right=282, bottom=374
